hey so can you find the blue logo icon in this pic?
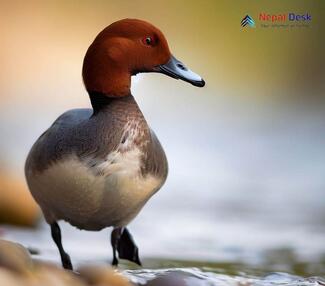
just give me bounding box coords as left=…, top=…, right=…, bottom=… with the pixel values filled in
left=241, top=15, right=255, bottom=27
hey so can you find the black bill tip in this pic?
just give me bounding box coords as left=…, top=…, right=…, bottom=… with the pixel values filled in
left=192, top=79, right=205, bottom=87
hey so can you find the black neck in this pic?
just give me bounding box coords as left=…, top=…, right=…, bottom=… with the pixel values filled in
left=89, top=92, right=132, bottom=113
left=89, top=92, right=114, bottom=112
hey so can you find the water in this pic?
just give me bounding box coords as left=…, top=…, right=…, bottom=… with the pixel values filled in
left=124, top=269, right=325, bottom=286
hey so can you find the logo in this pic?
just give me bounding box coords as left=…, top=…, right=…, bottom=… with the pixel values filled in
left=241, top=13, right=312, bottom=29
left=241, top=15, right=255, bottom=28
left=259, top=13, right=312, bottom=22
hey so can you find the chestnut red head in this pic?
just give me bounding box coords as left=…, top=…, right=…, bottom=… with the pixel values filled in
left=82, top=19, right=205, bottom=97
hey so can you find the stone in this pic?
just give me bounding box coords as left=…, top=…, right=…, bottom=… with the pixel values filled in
left=78, top=265, right=132, bottom=286
left=0, top=239, right=34, bottom=275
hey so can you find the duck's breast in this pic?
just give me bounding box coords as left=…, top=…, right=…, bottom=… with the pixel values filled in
left=25, top=108, right=167, bottom=230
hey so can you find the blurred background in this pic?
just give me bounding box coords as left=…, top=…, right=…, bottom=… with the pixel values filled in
left=0, top=0, right=325, bottom=277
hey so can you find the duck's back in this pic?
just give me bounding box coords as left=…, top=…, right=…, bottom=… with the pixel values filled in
left=25, top=96, right=168, bottom=230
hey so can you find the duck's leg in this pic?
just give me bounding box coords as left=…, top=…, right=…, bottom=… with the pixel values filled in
left=111, top=227, right=122, bottom=266
left=110, top=227, right=142, bottom=266
left=50, top=222, right=73, bottom=270
left=118, top=228, right=142, bottom=266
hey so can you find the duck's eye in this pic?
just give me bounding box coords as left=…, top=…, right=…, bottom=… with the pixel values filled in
left=142, top=36, right=153, bottom=46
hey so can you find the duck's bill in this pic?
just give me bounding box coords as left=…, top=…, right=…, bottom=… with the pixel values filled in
left=154, top=55, right=205, bottom=87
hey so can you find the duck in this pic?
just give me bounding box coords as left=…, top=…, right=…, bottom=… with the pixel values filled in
left=25, top=18, right=205, bottom=270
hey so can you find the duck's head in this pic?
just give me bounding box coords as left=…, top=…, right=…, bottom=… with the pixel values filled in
left=83, top=18, right=205, bottom=97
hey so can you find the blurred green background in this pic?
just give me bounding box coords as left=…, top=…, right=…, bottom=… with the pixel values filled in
left=0, top=0, right=325, bottom=277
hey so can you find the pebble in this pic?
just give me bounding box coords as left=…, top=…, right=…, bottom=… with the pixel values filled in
left=78, top=265, right=132, bottom=286
left=0, top=239, right=34, bottom=274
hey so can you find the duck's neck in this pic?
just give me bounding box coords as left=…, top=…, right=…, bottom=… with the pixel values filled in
left=89, top=92, right=134, bottom=114
left=82, top=43, right=132, bottom=97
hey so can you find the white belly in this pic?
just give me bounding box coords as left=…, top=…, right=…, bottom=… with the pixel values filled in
left=26, top=150, right=163, bottom=230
